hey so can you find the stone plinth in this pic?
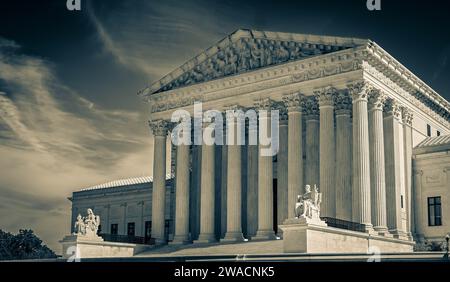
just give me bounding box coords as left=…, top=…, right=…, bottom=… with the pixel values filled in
left=60, top=235, right=149, bottom=259
left=279, top=219, right=414, bottom=254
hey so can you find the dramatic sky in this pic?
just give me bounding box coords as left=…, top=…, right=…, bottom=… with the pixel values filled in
left=0, top=0, right=449, bottom=252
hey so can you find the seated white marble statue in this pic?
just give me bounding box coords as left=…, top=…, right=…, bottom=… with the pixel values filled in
left=74, top=208, right=100, bottom=237
left=294, top=184, right=322, bottom=220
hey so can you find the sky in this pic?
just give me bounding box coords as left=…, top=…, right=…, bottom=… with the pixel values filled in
left=0, top=0, right=449, bottom=253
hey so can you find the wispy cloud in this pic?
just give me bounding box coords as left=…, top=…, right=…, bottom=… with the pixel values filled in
left=0, top=37, right=153, bottom=251
left=86, top=0, right=237, bottom=81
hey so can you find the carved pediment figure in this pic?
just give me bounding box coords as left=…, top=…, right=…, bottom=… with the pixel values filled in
left=143, top=29, right=367, bottom=94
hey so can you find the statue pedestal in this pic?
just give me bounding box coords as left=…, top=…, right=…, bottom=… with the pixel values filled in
left=60, top=234, right=149, bottom=259
left=279, top=218, right=414, bottom=254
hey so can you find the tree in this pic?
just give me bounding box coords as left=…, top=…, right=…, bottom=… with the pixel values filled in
left=0, top=229, right=56, bottom=261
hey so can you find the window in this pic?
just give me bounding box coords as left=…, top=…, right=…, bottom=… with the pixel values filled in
left=427, top=124, right=432, bottom=137
left=428, top=197, right=442, bottom=226
left=437, top=130, right=441, bottom=136
left=401, top=195, right=404, bottom=209
left=110, top=224, right=118, bottom=235
left=127, top=222, right=135, bottom=236
left=145, top=221, right=152, bottom=238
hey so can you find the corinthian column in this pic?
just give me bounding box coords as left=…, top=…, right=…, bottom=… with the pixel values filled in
left=368, top=89, right=388, bottom=234
left=304, top=96, right=320, bottom=188
left=348, top=82, right=373, bottom=232
left=222, top=106, right=244, bottom=242
left=246, top=116, right=258, bottom=238
left=172, top=119, right=191, bottom=244
left=316, top=87, right=336, bottom=218
left=149, top=120, right=170, bottom=244
left=252, top=98, right=276, bottom=240
left=383, top=99, right=407, bottom=239
left=275, top=103, right=288, bottom=233
left=402, top=107, right=414, bottom=240
left=283, top=93, right=304, bottom=220
left=194, top=122, right=217, bottom=243
left=335, top=91, right=352, bottom=222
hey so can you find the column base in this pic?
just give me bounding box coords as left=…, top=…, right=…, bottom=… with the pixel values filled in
left=251, top=230, right=276, bottom=241
left=220, top=232, right=245, bottom=243
left=406, top=232, right=414, bottom=241
left=389, top=230, right=409, bottom=240
left=193, top=233, right=217, bottom=244
left=361, top=224, right=378, bottom=235
left=276, top=227, right=283, bottom=239
left=169, top=235, right=192, bottom=245
left=373, top=226, right=390, bottom=236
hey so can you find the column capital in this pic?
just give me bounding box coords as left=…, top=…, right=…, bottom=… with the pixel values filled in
left=335, top=90, right=352, bottom=114
left=254, top=98, right=275, bottom=111
left=274, top=102, right=288, bottom=123
left=304, top=96, right=320, bottom=120
left=224, top=105, right=246, bottom=122
left=224, top=104, right=246, bottom=112
left=402, top=107, right=414, bottom=126
left=149, top=120, right=171, bottom=136
left=347, top=81, right=371, bottom=102
left=315, top=86, right=337, bottom=107
left=368, top=89, right=388, bottom=111
left=282, top=92, right=305, bottom=113
left=383, top=99, right=402, bottom=120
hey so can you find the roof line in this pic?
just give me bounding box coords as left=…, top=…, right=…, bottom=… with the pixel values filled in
left=138, top=29, right=369, bottom=96
left=76, top=174, right=173, bottom=192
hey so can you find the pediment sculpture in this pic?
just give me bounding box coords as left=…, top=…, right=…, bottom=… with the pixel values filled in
left=157, top=37, right=342, bottom=93
left=294, top=184, right=322, bottom=220
left=74, top=208, right=101, bottom=237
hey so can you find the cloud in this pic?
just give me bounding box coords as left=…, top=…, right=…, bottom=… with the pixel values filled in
left=86, top=0, right=238, bottom=81
left=0, top=37, right=154, bottom=252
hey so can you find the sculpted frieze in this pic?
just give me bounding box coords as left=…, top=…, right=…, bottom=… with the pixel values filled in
left=157, top=38, right=345, bottom=93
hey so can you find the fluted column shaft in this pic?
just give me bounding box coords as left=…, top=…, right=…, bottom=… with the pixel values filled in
left=283, top=93, right=304, bottom=220
left=348, top=83, right=372, bottom=231
left=304, top=96, right=320, bottom=188
left=172, top=143, right=191, bottom=244
left=402, top=108, right=414, bottom=240
left=253, top=99, right=276, bottom=240
left=277, top=113, right=288, bottom=232
left=335, top=92, right=352, bottom=221
left=246, top=121, right=258, bottom=238
left=317, top=88, right=336, bottom=218
left=383, top=99, right=407, bottom=238
left=195, top=125, right=217, bottom=243
left=222, top=115, right=244, bottom=242
left=368, top=90, right=388, bottom=234
left=149, top=120, right=169, bottom=244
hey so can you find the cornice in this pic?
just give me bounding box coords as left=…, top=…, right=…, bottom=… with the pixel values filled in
left=147, top=47, right=364, bottom=114
left=362, top=61, right=450, bottom=128
left=144, top=41, right=450, bottom=128
left=364, top=42, right=450, bottom=123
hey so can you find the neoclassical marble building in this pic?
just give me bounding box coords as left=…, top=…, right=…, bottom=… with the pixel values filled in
left=139, top=30, right=450, bottom=243
left=71, top=30, right=450, bottom=248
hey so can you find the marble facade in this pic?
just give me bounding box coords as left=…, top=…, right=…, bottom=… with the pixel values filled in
left=70, top=30, right=450, bottom=251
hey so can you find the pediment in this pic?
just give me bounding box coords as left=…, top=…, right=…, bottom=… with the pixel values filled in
left=144, top=29, right=368, bottom=95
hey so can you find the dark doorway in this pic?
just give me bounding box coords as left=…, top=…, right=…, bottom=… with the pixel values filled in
left=273, top=179, right=278, bottom=233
